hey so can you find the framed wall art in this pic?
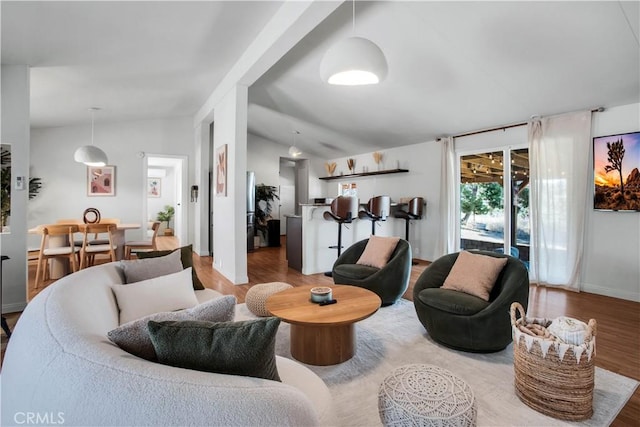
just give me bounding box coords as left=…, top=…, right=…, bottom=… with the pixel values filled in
left=147, top=178, right=161, bottom=198
left=593, top=130, right=640, bottom=211
left=87, top=166, right=115, bottom=196
left=216, top=144, right=227, bottom=197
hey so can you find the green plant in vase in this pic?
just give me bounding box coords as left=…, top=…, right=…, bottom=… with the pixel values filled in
left=255, top=184, right=279, bottom=244
left=157, top=205, right=175, bottom=236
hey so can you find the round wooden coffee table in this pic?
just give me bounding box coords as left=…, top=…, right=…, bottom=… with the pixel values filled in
left=265, top=285, right=381, bottom=366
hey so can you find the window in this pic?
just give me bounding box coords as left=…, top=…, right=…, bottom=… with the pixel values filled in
left=457, top=147, right=530, bottom=267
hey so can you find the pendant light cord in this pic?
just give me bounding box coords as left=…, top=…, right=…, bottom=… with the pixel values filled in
left=91, top=109, right=95, bottom=146
left=352, top=0, right=356, bottom=33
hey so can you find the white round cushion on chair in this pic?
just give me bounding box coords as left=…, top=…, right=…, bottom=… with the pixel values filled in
left=245, top=282, right=293, bottom=317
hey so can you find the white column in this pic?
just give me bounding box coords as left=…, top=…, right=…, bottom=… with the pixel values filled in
left=1, top=65, right=30, bottom=312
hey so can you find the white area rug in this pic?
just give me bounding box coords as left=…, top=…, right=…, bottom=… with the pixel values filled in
left=237, top=300, right=638, bottom=427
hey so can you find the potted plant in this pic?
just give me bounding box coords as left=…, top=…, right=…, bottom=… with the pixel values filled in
left=255, top=184, right=279, bottom=246
left=1, top=147, right=10, bottom=230
left=157, top=205, right=175, bottom=236
left=1, top=146, right=42, bottom=231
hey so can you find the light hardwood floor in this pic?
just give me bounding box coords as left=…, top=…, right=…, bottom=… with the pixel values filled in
left=2, top=236, right=638, bottom=426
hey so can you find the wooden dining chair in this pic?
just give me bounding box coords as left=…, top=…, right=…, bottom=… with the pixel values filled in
left=79, top=223, right=117, bottom=269
left=124, top=221, right=161, bottom=259
left=56, top=218, right=84, bottom=247
left=86, top=218, right=121, bottom=246
left=34, top=224, right=81, bottom=290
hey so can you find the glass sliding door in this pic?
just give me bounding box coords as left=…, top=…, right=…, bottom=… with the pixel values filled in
left=458, top=147, right=529, bottom=267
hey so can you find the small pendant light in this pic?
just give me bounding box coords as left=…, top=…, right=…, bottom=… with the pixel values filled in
left=289, top=130, right=302, bottom=157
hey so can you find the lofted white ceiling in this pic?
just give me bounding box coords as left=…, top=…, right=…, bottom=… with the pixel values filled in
left=1, top=1, right=283, bottom=128
left=2, top=1, right=639, bottom=160
left=248, top=1, right=640, bottom=158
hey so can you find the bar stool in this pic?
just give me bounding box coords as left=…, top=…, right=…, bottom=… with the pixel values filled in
left=358, top=195, right=391, bottom=235
left=323, top=196, right=359, bottom=258
left=394, top=197, right=424, bottom=264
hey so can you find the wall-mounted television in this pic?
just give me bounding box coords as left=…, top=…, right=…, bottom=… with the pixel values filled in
left=593, top=130, right=640, bottom=211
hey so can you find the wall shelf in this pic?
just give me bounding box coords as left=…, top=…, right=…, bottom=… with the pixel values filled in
left=319, top=168, right=409, bottom=181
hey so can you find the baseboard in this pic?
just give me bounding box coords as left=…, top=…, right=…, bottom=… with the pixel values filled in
left=2, top=301, right=27, bottom=314
left=581, top=282, right=640, bottom=302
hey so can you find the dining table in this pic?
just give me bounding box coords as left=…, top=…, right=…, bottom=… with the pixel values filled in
left=28, top=221, right=141, bottom=279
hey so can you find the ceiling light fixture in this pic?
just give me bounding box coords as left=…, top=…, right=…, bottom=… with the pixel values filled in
left=74, top=107, right=108, bottom=167
left=320, top=0, right=388, bottom=85
left=289, top=130, right=302, bottom=158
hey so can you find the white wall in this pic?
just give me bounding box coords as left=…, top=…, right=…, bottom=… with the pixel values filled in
left=212, top=85, right=249, bottom=284
left=324, top=141, right=443, bottom=262
left=1, top=65, right=30, bottom=313
left=247, top=133, right=283, bottom=188
left=583, top=103, right=640, bottom=301
left=28, top=117, right=196, bottom=250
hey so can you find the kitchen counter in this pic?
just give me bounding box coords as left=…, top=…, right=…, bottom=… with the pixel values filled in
left=297, top=204, right=406, bottom=275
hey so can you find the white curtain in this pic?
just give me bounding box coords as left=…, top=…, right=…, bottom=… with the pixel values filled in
left=528, top=111, right=592, bottom=290
left=437, top=136, right=456, bottom=256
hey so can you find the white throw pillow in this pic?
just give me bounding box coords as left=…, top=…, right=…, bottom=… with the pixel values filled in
left=112, top=268, right=199, bottom=324
left=120, top=249, right=183, bottom=284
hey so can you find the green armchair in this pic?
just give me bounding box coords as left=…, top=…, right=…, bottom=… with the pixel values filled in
left=413, top=250, right=529, bottom=352
left=332, top=238, right=412, bottom=306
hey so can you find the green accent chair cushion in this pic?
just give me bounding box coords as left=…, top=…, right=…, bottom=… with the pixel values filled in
left=332, top=238, right=412, bottom=306
left=413, top=250, right=529, bottom=352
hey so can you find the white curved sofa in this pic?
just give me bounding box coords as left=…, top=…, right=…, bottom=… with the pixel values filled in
left=1, top=262, right=335, bottom=426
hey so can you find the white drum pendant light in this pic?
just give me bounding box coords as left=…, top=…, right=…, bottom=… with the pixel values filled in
left=74, top=107, right=108, bottom=167
left=320, top=1, right=387, bottom=85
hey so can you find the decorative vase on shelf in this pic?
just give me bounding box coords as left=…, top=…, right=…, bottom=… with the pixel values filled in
left=347, top=158, right=355, bottom=174
left=373, top=152, right=383, bottom=171
left=324, top=162, right=336, bottom=176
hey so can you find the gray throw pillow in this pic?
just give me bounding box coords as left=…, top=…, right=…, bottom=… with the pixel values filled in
left=148, top=317, right=281, bottom=381
left=120, top=249, right=183, bottom=283
left=136, top=245, right=204, bottom=290
left=108, top=295, right=236, bottom=361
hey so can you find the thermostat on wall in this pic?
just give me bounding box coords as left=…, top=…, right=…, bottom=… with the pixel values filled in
left=15, top=176, right=25, bottom=190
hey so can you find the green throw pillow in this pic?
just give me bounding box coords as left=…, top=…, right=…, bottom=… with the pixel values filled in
left=148, top=317, right=281, bottom=382
left=137, top=244, right=204, bottom=290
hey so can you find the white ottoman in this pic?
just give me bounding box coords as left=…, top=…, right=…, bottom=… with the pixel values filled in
left=378, top=364, right=477, bottom=426
left=245, top=282, right=293, bottom=317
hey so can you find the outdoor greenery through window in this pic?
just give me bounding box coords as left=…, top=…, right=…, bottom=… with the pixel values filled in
left=459, top=148, right=530, bottom=267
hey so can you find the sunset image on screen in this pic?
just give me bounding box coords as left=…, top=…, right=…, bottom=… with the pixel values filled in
left=593, top=131, right=640, bottom=211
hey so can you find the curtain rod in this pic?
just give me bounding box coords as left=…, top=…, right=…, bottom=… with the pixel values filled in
left=448, top=107, right=604, bottom=139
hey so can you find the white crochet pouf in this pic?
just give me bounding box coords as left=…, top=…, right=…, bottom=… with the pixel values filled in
left=378, top=364, right=477, bottom=426
left=245, top=282, right=293, bottom=317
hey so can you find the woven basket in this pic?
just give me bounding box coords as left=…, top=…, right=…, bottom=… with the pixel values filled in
left=510, top=302, right=597, bottom=421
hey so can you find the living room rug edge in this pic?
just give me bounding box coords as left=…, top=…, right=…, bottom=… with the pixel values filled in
left=236, top=301, right=638, bottom=427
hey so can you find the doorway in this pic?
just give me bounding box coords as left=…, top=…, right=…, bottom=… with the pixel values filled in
left=143, top=155, right=188, bottom=244
left=456, top=147, right=530, bottom=265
